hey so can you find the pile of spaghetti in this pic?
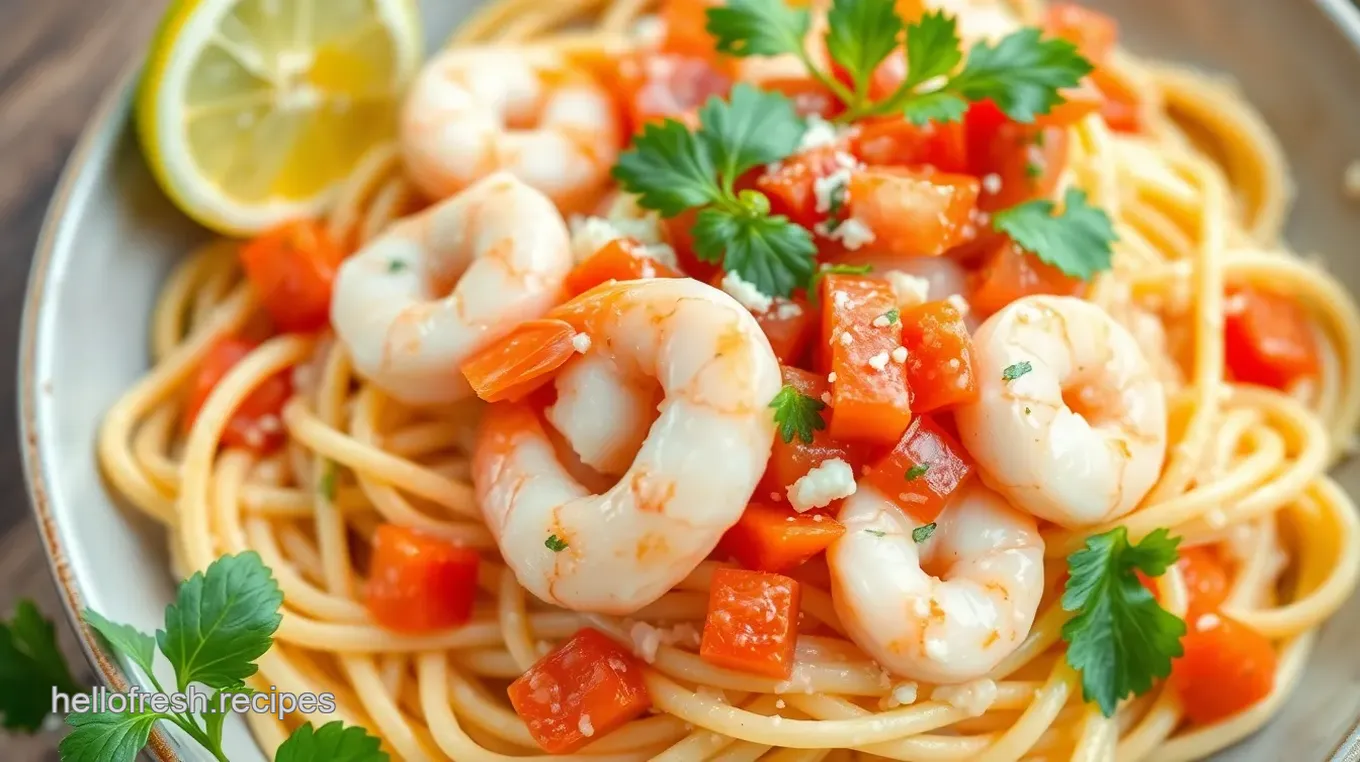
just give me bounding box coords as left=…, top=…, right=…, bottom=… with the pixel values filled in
left=99, top=0, right=1360, bottom=760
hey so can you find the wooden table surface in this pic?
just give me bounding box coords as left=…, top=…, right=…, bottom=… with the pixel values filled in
left=0, top=0, right=167, bottom=757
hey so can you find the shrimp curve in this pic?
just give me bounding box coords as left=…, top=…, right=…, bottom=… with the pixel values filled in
left=827, top=480, right=1044, bottom=684
left=954, top=295, right=1168, bottom=527
left=330, top=172, right=572, bottom=406
left=400, top=46, right=620, bottom=213
left=472, top=278, right=782, bottom=614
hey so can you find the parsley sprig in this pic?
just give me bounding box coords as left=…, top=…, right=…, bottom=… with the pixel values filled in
left=0, top=600, right=83, bottom=731
left=769, top=384, right=827, bottom=443
left=993, top=188, right=1118, bottom=280
left=42, top=552, right=388, bottom=762
left=1062, top=527, right=1186, bottom=716
left=706, top=0, right=1092, bottom=125
left=613, top=84, right=816, bottom=297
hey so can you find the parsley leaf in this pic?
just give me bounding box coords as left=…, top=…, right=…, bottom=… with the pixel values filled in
left=157, top=551, right=283, bottom=692
left=992, top=189, right=1117, bottom=280
left=612, top=119, right=719, bottom=217
left=1062, top=527, right=1186, bottom=717
left=276, top=721, right=389, bottom=762
left=546, top=535, right=569, bottom=552
left=699, top=81, right=806, bottom=180
left=905, top=463, right=929, bottom=480
left=912, top=523, right=937, bottom=543
left=951, top=29, right=1093, bottom=122
left=903, top=11, right=963, bottom=90
left=1002, top=361, right=1032, bottom=381
left=84, top=609, right=156, bottom=679
left=59, top=711, right=163, bottom=762
left=706, top=0, right=810, bottom=58
left=693, top=206, right=817, bottom=298
left=769, top=384, right=827, bottom=444
left=826, top=0, right=902, bottom=96
left=0, top=600, right=82, bottom=731
left=882, top=308, right=899, bottom=325
left=901, top=90, right=969, bottom=126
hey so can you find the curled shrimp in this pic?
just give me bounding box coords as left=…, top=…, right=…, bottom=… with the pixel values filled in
left=330, top=172, right=572, bottom=405
left=954, top=295, right=1168, bottom=528
left=827, top=480, right=1044, bottom=683
left=472, top=279, right=782, bottom=614
left=399, top=46, right=620, bottom=212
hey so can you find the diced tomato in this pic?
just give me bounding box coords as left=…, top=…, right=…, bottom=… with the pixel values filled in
left=720, top=502, right=846, bottom=574
left=756, top=295, right=818, bottom=365
left=756, top=146, right=848, bottom=230
left=1171, top=616, right=1277, bottom=726
left=760, top=366, right=871, bottom=497
left=183, top=337, right=292, bottom=453
left=862, top=416, right=973, bottom=522
left=845, top=167, right=980, bottom=257
left=965, top=100, right=1069, bottom=211
left=1092, top=68, right=1142, bottom=133
left=1033, top=78, right=1104, bottom=129
left=238, top=219, right=345, bottom=333
left=1223, top=286, right=1321, bottom=390
left=699, top=568, right=801, bottom=678
left=830, top=46, right=907, bottom=103
left=898, top=300, right=977, bottom=412
left=564, top=238, right=682, bottom=296
left=461, top=319, right=579, bottom=403
left=508, top=628, right=651, bottom=753
left=1137, top=545, right=1231, bottom=630
left=659, top=0, right=723, bottom=61
left=849, top=117, right=968, bottom=173
left=365, top=524, right=479, bottom=633
left=663, top=209, right=722, bottom=281
left=969, top=239, right=1083, bottom=316
left=616, top=52, right=731, bottom=133
left=764, top=76, right=844, bottom=119
left=820, top=275, right=913, bottom=445
left=1044, top=4, right=1118, bottom=64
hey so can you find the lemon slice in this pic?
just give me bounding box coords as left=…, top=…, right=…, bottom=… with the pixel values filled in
left=137, top=0, right=423, bottom=236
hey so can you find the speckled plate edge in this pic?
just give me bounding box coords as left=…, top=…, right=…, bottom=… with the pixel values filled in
left=18, top=3, right=1360, bottom=761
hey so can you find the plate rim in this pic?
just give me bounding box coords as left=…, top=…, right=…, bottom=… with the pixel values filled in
left=17, top=3, right=1360, bottom=761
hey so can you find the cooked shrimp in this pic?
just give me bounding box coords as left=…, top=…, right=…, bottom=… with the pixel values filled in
left=472, top=278, right=782, bottom=614
left=400, top=46, right=620, bottom=212
left=330, top=172, right=572, bottom=406
left=954, top=295, right=1168, bottom=528
left=827, top=481, right=1044, bottom=683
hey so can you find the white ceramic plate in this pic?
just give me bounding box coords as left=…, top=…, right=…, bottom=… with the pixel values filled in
left=19, top=0, right=1360, bottom=759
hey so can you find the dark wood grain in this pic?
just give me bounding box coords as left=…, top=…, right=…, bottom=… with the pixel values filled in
left=0, top=0, right=166, bottom=756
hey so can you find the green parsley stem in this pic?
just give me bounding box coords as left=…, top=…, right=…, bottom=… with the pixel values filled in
left=168, top=715, right=229, bottom=762
left=795, top=50, right=858, bottom=118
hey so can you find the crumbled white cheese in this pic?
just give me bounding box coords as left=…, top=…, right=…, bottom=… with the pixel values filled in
left=826, top=217, right=875, bottom=250
left=885, top=271, right=930, bottom=307
left=931, top=679, right=998, bottom=717
left=867, top=351, right=890, bottom=371
left=798, top=113, right=840, bottom=152
left=775, top=699, right=787, bottom=709
left=839, top=331, right=853, bottom=346
left=879, top=681, right=919, bottom=709
left=628, top=621, right=701, bottom=663
left=772, top=299, right=803, bottom=319
left=571, top=333, right=592, bottom=353
left=891, top=346, right=908, bottom=364
left=813, top=169, right=851, bottom=214
left=578, top=714, right=595, bottom=737
left=721, top=270, right=774, bottom=314
left=568, top=197, right=677, bottom=268
left=872, top=314, right=890, bottom=328
left=981, top=173, right=1002, bottom=195
left=827, top=372, right=837, bottom=383
left=787, top=458, right=857, bottom=512
left=832, top=290, right=850, bottom=309
left=820, top=392, right=832, bottom=405
left=569, top=216, right=625, bottom=262
left=946, top=294, right=971, bottom=317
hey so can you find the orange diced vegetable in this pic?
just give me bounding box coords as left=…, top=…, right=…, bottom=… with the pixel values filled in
left=845, top=167, right=980, bottom=257
left=720, top=502, right=846, bottom=574
left=764, top=76, right=844, bottom=119
left=760, top=366, right=871, bottom=496
left=663, top=209, right=722, bottom=281
left=965, top=100, right=1070, bottom=211
left=1044, top=4, right=1118, bottom=64
left=756, top=146, right=848, bottom=231
left=849, top=117, right=968, bottom=173
left=508, top=628, right=652, bottom=753
left=820, top=275, right=913, bottom=445
left=659, top=0, right=724, bottom=61
left=183, top=337, right=292, bottom=453
left=1223, top=286, right=1321, bottom=390
left=756, top=295, right=818, bottom=365
left=863, top=416, right=973, bottom=522
left=461, top=319, right=580, bottom=403
left=1137, top=545, right=1231, bottom=629
left=1092, top=68, right=1142, bottom=133
left=365, top=525, right=479, bottom=633
left=1170, top=616, right=1277, bottom=726
left=969, top=239, right=1083, bottom=316
left=564, top=238, right=681, bottom=296
left=699, top=568, right=802, bottom=678
left=898, top=300, right=978, bottom=413
left=239, top=219, right=345, bottom=333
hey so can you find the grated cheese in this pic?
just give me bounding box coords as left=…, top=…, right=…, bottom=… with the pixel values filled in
left=798, top=114, right=841, bottom=152
left=721, top=270, right=774, bottom=314
left=885, top=270, right=930, bottom=307
left=578, top=715, right=595, bottom=737
left=867, top=351, right=890, bottom=371
left=981, top=173, right=1002, bottom=194
left=891, top=346, right=908, bottom=364
left=572, top=334, right=592, bottom=353
left=772, top=299, right=803, bottom=319
left=787, top=457, right=857, bottom=512
left=830, top=217, right=875, bottom=250
left=931, top=679, right=998, bottom=717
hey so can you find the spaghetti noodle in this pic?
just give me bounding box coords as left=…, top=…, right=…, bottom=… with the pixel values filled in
left=97, top=0, right=1360, bottom=760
